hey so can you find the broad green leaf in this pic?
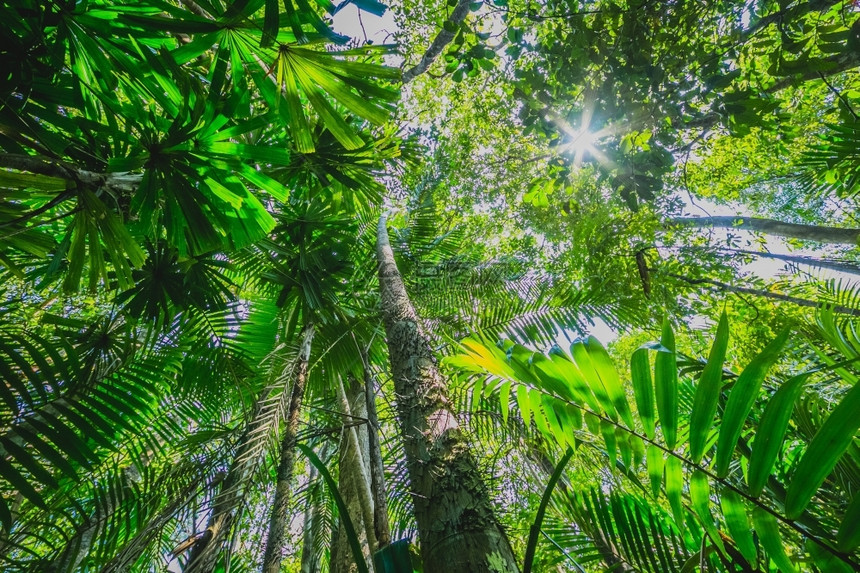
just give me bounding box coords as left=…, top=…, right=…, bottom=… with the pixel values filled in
left=600, top=419, right=617, bottom=469
left=0, top=171, right=68, bottom=191
left=646, top=444, right=663, bottom=498
left=544, top=352, right=602, bottom=411
left=837, top=493, right=860, bottom=551
left=689, top=312, right=729, bottom=463
left=516, top=384, right=532, bottom=426
left=721, top=488, right=757, bottom=565
left=785, top=379, right=860, bottom=519
left=665, top=456, right=684, bottom=530
left=585, top=336, right=635, bottom=429
left=716, top=329, right=789, bottom=477
left=542, top=395, right=570, bottom=449
left=630, top=434, right=645, bottom=470
left=584, top=411, right=600, bottom=435
left=752, top=508, right=796, bottom=573
left=529, top=388, right=550, bottom=435
left=748, top=373, right=809, bottom=496
left=617, top=428, right=632, bottom=468
left=654, top=320, right=679, bottom=449
left=499, top=381, right=512, bottom=424
left=808, top=541, right=854, bottom=573
left=690, top=470, right=726, bottom=556
left=571, top=340, right=617, bottom=421
left=631, top=348, right=656, bottom=439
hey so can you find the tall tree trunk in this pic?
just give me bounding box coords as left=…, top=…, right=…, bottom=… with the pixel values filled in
left=261, top=323, right=316, bottom=573
left=358, top=346, right=392, bottom=549
left=376, top=214, right=519, bottom=572
left=340, top=375, right=378, bottom=552
left=331, top=376, right=376, bottom=572
left=670, top=216, right=860, bottom=245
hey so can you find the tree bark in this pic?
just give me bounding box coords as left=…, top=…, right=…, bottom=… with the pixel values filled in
left=331, top=376, right=376, bottom=572
left=0, top=153, right=141, bottom=193
left=681, top=246, right=860, bottom=276
left=670, top=216, right=860, bottom=245
left=358, top=347, right=392, bottom=549
left=299, top=496, right=318, bottom=573
left=261, top=323, right=316, bottom=573
left=376, top=213, right=519, bottom=572
left=340, top=375, right=378, bottom=551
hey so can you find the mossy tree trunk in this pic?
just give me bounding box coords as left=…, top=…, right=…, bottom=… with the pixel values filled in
left=376, top=214, right=519, bottom=572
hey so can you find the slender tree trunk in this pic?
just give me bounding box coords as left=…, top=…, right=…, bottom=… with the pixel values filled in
left=358, top=346, right=392, bottom=549
left=332, top=376, right=376, bottom=572
left=300, top=455, right=322, bottom=573
left=670, top=216, right=860, bottom=245
left=261, top=323, right=316, bottom=573
left=376, top=214, right=519, bottom=572
left=679, top=246, right=860, bottom=276
left=339, top=375, right=378, bottom=552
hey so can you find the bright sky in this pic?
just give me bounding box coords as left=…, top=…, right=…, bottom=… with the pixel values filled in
left=331, top=4, right=397, bottom=44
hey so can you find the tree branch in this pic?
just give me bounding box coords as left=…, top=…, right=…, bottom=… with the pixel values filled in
left=0, top=154, right=141, bottom=193
left=669, top=215, right=860, bottom=245
left=402, top=0, right=473, bottom=84
left=666, top=273, right=860, bottom=317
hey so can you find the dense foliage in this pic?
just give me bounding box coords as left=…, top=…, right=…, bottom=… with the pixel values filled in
left=1, top=0, right=859, bottom=571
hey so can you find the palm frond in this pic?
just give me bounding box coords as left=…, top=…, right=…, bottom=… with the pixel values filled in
left=449, top=314, right=860, bottom=571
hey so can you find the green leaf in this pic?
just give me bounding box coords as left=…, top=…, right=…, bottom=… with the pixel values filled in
left=600, top=419, right=617, bottom=469
left=516, top=383, right=531, bottom=426
left=752, top=507, right=796, bottom=573
left=0, top=456, right=46, bottom=508
left=571, top=340, right=617, bottom=421
left=748, top=372, right=809, bottom=496
left=715, top=329, right=789, bottom=477
left=665, top=456, right=684, bottom=530
left=837, top=492, right=860, bottom=551
left=689, top=312, right=729, bottom=463
left=646, top=444, right=663, bottom=498
left=690, top=470, right=726, bottom=556
left=721, top=488, right=757, bottom=565
left=631, top=348, right=656, bottom=439
left=499, top=381, right=512, bottom=424
left=298, top=444, right=369, bottom=573
left=785, top=378, right=860, bottom=519
left=585, top=336, right=635, bottom=429
left=654, top=320, right=678, bottom=449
